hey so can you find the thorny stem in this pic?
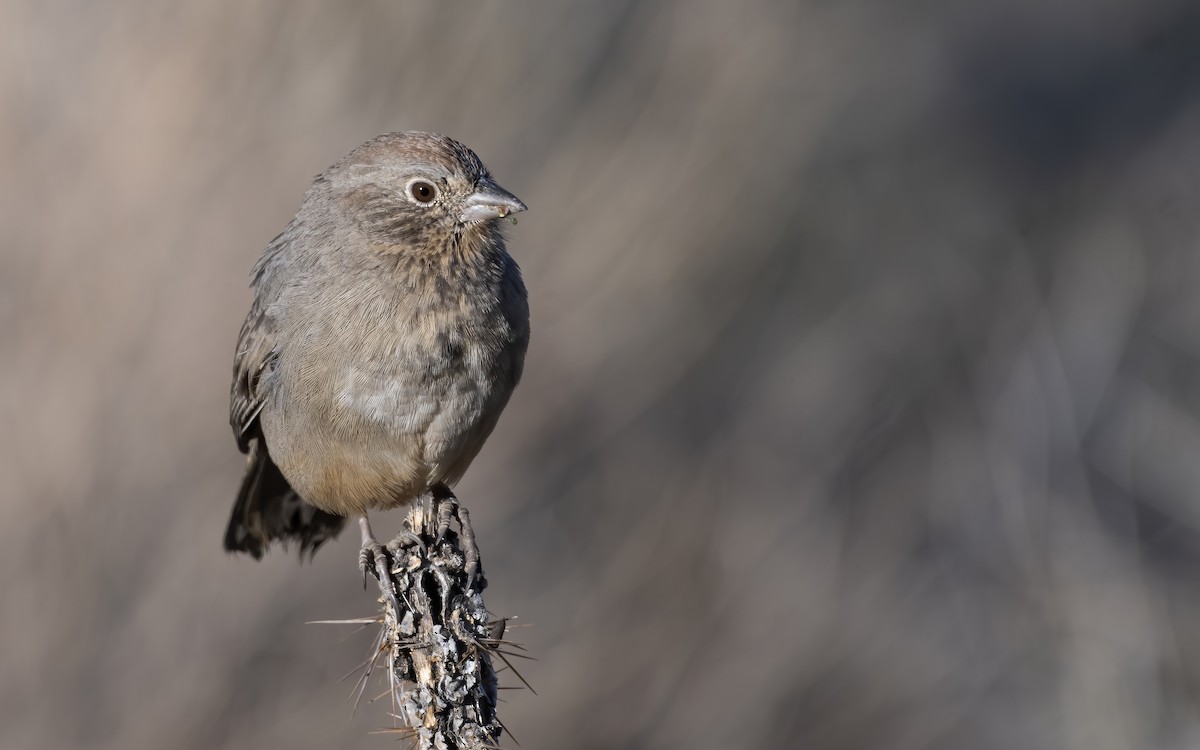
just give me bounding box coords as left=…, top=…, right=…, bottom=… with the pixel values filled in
left=364, top=495, right=506, bottom=750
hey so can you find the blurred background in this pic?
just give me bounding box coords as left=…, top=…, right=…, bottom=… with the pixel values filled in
left=5, top=1, right=1200, bottom=748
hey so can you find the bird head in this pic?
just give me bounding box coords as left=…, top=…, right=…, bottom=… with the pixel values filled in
left=322, top=131, right=527, bottom=253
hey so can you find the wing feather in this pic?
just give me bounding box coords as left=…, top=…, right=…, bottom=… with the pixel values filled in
left=229, top=230, right=288, bottom=451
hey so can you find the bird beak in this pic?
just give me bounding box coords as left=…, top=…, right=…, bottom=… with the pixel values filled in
left=459, top=181, right=528, bottom=223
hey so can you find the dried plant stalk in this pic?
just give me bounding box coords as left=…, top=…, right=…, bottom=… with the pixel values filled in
left=364, top=495, right=507, bottom=750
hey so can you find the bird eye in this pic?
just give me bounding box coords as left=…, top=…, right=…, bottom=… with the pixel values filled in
left=409, top=181, right=437, bottom=203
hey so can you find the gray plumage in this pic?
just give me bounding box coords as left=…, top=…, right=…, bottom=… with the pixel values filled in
left=225, top=132, right=529, bottom=559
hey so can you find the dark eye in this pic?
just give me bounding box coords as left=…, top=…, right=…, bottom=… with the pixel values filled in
left=409, top=181, right=436, bottom=203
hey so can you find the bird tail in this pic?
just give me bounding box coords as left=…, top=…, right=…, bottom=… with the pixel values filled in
left=224, top=440, right=347, bottom=559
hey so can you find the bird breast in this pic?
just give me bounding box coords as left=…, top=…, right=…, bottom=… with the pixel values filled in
left=329, top=329, right=497, bottom=437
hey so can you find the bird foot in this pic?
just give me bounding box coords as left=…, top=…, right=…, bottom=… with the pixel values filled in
left=431, top=485, right=484, bottom=591
left=358, top=539, right=387, bottom=584
left=358, top=517, right=404, bottom=616
left=359, top=541, right=405, bottom=617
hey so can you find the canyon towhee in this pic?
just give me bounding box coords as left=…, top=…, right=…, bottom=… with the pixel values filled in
left=224, top=132, right=529, bottom=582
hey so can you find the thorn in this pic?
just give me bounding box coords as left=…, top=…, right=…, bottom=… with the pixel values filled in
left=307, top=617, right=382, bottom=625
left=369, top=687, right=391, bottom=704
left=491, top=649, right=537, bottom=695
left=336, top=629, right=386, bottom=686
left=482, top=639, right=527, bottom=650
left=495, top=714, right=521, bottom=747
left=493, top=649, right=536, bottom=661
left=368, top=727, right=417, bottom=736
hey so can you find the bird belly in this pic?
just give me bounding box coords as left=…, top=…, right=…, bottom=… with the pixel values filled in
left=268, top=359, right=505, bottom=516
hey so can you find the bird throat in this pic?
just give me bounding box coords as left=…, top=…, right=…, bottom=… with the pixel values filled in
left=383, top=223, right=507, bottom=293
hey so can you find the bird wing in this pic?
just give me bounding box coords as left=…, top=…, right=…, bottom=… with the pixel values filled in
left=229, top=295, right=277, bottom=452
left=230, top=232, right=290, bottom=453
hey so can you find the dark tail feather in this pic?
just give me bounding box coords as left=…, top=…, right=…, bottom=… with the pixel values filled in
left=224, top=440, right=347, bottom=560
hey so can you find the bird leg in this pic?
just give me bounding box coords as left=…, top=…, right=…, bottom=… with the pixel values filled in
left=357, top=514, right=403, bottom=615
left=431, top=484, right=483, bottom=591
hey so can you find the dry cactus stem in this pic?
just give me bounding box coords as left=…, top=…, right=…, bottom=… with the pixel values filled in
left=353, top=491, right=526, bottom=750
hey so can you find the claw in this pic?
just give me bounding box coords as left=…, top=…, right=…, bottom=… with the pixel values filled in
left=358, top=541, right=381, bottom=586
left=393, top=530, right=428, bottom=557
left=361, top=542, right=403, bottom=616
left=456, top=505, right=481, bottom=590
left=431, top=485, right=484, bottom=591
left=357, top=514, right=404, bottom=616
left=436, top=497, right=454, bottom=546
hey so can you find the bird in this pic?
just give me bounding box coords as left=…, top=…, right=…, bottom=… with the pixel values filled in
left=223, top=131, right=529, bottom=586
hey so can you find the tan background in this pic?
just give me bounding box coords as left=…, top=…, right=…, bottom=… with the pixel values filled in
left=6, top=1, right=1200, bottom=748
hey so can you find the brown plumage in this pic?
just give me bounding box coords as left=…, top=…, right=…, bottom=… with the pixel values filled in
left=225, top=132, right=529, bottom=560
